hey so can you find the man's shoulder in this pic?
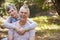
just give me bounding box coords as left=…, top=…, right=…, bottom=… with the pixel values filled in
left=7, top=16, right=12, bottom=19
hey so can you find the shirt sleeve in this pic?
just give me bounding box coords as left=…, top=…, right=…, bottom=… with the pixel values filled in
left=24, top=18, right=37, bottom=31
left=29, top=30, right=35, bottom=40
left=3, top=17, right=15, bottom=29
left=8, top=29, right=14, bottom=40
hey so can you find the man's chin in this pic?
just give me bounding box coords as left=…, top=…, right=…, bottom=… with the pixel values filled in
left=13, top=17, right=15, bottom=18
left=12, top=16, right=16, bottom=18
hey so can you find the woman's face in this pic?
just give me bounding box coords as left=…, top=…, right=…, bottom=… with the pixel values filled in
left=19, top=8, right=29, bottom=20
left=8, top=8, right=17, bottom=18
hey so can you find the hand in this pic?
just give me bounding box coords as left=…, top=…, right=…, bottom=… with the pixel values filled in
left=15, top=27, right=26, bottom=35
left=17, top=28, right=26, bottom=35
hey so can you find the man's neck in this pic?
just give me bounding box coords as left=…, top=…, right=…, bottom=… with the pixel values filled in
left=13, top=15, right=18, bottom=19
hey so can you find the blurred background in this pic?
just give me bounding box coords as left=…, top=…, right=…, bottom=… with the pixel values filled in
left=0, top=0, right=60, bottom=40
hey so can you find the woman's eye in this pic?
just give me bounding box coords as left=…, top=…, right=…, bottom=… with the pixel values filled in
left=25, top=12, right=27, bottom=14
left=21, top=12, right=23, bottom=13
left=20, top=12, right=27, bottom=15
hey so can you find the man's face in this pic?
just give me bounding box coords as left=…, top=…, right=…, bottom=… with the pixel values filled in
left=19, top=8, right=29, bottom=20
left=8, top=8, right=17, bottom=18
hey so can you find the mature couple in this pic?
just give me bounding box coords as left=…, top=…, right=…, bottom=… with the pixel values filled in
left=3, top=4, right=37, bottom=40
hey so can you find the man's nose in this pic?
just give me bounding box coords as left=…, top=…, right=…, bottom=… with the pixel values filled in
left=10, top=12, right=14, bottom=15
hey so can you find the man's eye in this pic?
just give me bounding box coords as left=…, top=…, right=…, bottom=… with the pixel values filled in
left=8, top=12, right=11, bottom=13
left=12, top=10, right=13, bottom=12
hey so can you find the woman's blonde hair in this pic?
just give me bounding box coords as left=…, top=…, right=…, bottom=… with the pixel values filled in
left=19, top=5, right=30, bottom=14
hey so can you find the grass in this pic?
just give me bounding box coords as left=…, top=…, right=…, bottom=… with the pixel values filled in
left=31, top=16, right=60, bottom=40
left=31, top=16, right=60, bottom=30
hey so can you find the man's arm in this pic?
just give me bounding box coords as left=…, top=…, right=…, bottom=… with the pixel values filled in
left=24, top=18, right=37, bottom=31
left=3, top=17, right=15, bottom=29
left=3, top=17, right=37, bottom=35
left=17, top=18, right=37, bottom=34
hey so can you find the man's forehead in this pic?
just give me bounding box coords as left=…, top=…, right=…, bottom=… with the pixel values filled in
left=8, top=8, right=14, bottom=12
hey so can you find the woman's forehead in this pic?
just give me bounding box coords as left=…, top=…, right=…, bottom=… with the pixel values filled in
left=20, top=8, right=28, bottom=12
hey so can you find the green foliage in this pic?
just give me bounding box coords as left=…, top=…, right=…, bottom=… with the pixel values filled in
left=0, top=19, right=4, bottom=24
left=35, top=16, right=60, bottom=40
left=35, top=0, right=44, bottom=8
left=3, top=0, right=52, bottom=16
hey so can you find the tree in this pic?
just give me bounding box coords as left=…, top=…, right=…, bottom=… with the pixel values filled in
left=52, top=0, right=60, bottom=15
left=0, top=0, right=5, bottom=7
left=0, top=0, right=5, bottom=17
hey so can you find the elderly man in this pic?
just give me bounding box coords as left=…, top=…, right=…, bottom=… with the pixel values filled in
left=3, top=4, right=37, bottom=40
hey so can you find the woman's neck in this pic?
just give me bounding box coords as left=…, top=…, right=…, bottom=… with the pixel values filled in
left=19, top=19, right=27, bottom=26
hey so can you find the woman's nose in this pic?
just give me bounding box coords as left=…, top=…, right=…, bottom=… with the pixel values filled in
left=22, top=13, right=25, bottom=15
